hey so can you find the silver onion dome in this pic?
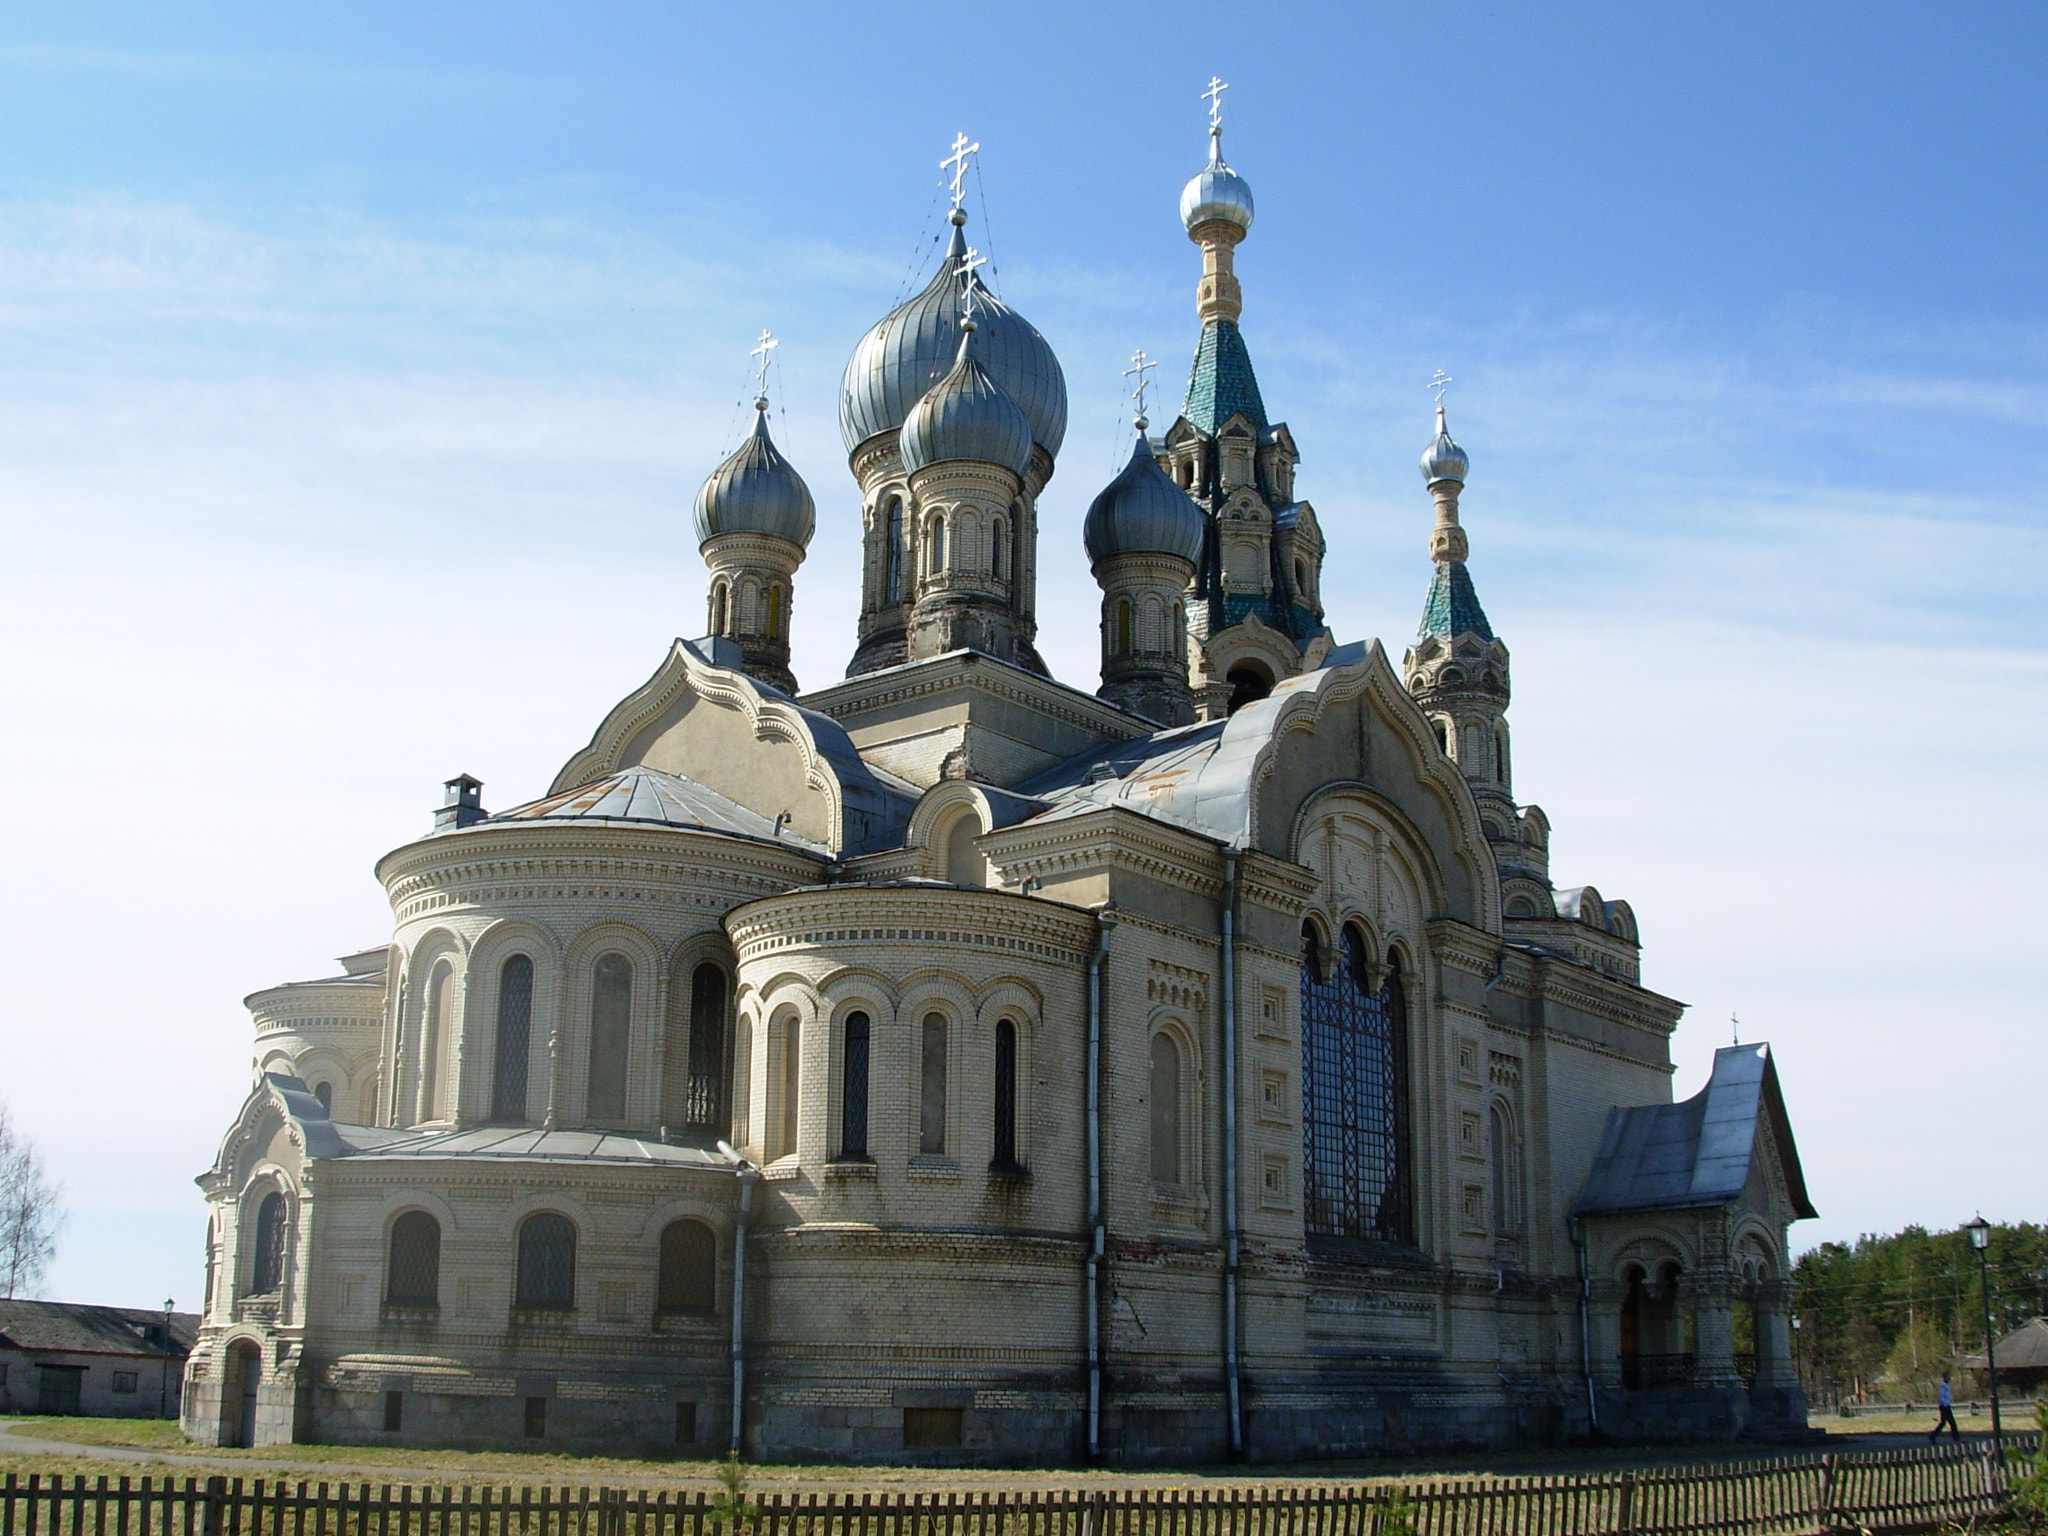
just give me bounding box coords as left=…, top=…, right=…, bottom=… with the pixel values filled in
left=840, top=215, right=1067, bottom=460
left=693, top=401, right=817, bottom=548
left=1180, top=132, right=1255, bottom=235
left=1420, top=405, right=1469, bottom=484
left=899, top=323, right=1035, bottom=478
left=1084, top=424, right=1207, bottom=566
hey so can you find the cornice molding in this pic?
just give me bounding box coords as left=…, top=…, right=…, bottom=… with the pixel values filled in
left=801, top=651, right=1149, bottom=743
left=726, top=884, right=1099, bottom=964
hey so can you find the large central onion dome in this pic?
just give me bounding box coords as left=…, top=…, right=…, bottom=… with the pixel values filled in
left=900, top=321, right=1034, bottom=478
left=1180, top=130, right=1255, bottom=235
left=693, top=400, right=817, bottom=548
left=1084, top=423, right=1206, bottom=566
left=840, top=214, right=1067, bottom=461
left=1420, top=404, right=1469, bottom=485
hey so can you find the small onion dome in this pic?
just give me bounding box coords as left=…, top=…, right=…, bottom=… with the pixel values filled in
left=1083, top=423, right=1206, bottom=566
left=693, top=400, right=817, bottom=548
left=1420, top=404, right=1469, bottom=484
left=1180, top=133, right=1255, bottom=235
left=840, top=214, right=1067, bottom=459
left=899, top=322, right=1034, bottom=478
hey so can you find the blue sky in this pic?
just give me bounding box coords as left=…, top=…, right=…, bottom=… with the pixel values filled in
left=1, top=2, right=2042, bottom=1311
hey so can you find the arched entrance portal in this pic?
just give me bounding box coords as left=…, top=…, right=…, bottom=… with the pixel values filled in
left=224, top=1341, right=261, bottom=1447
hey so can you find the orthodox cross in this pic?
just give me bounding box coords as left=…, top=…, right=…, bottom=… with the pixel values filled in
left=750, top=329, right=778, bottom=400
left=1204, top=76, right=1229, bottom=132
left=1429, top=368, right=1453, bottom=406
left=956, top=245, right=988, bottom=320
left=942, top=133, right=980, bottom=214
left=1731, top=1011, right=1741, bottom=1046
left=1123, top=348, right=1157, bottom=422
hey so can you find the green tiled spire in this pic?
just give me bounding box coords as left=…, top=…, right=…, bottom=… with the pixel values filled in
left=1181, top=320, right=1268, bottom=436
left=1419, top=562, right=1494, bottom=642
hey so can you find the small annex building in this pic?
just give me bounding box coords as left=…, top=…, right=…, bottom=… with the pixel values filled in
left=1960, top=1318, right=2048, bottom=1397
left=0, top=1300, right=199, bottom=1419
left=180, top=110, right=1819, bottom=1463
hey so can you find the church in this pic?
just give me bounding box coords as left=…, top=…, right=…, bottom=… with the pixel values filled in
left=180, top=100, right=1818, bottom=1463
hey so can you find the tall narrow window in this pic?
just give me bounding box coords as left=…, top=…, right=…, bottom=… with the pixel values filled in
left=1149, top=1033, right=1182, bottom=1186
left=731, top=1017, right=752, bottom=1146
left=418, top=962, right=453, bottom=1122
left=992, top=518, right=1008, bottom=580
left=777, top=1017, right=801, bottom=1160
left=710, top=582, right=728, bottom=636
left=685, top=963, right=727, bottom=1134
left=945, top=817, right=983, bottom=886
left=992, top=1019, right=1021, bottom=1175
left=516, top=1213, right=576, bottom=1310
left=840, top=1011, right=870, bottom=1159
left=1301, top=928, right=1412, bottom=1245
left=312, top=1081, right=333, bottom=1114
left=919, top=1013, right=948, bottom=1155
left=493, top=955, right=533, bottom=1123
left=766, top=584, right=783, bottom=639
left=1489, top=1102, right=1519, bottom=1237
left=930, top=516, right=946, bottom=575
left=656, top=1219, right=717, bottom=1317
left=1116, top=599, right=1133, bottom=655
left=248, top=1192, right=287, bottom=1295
left=587, top=953, right=632, bottom=1123
left=385, top=1211, right=441, bottom=1306
left=885, top=499, right=903, bottom=603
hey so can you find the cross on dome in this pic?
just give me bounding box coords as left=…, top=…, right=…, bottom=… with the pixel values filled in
left=956, top=245, right=988, bottom=322
left=1429, top=368, right=1454, bottom=406
left=750, top=329, right=779, bottom=403
left=1123, top=347, right=1157, bottom=424
left=942, top=133, right=980, bottom=214
left=1203, top=76, right=1228, bottom=134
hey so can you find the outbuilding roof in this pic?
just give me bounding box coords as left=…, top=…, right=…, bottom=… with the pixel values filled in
left=0, top=1300, right=198, bottom=1358
left=1573, top=1043, right=1817, bottom=1221
left=1958, top=1317, right=2048, bottom=1373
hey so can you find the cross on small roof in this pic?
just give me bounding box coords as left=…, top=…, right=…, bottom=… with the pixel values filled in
left=1428, top=368, right=1453, bottom=406
left=942, top=133, right=980, bottom=214
left=1203, top=76, right=1229, bottom=132
left=1123, top=348, right=1158, bottom=422
left=750, top=329, right=778, bottom=400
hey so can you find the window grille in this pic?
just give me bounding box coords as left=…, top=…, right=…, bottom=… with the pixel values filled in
left=248, top=1192, right=287, bottom=1295
left=656, top=1219, right=717, bottom=1316
left=1300, top=929, right=1411, bottom=1244
left=516, top=1213, right=576, bottom=1310
left=493, top=955, right=533, bottom=1122
left=840, top=1012, right=870, bottom=1158
left=386, top=1211, right=441, bottom=1306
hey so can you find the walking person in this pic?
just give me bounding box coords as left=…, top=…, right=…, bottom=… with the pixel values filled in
left=1929, top=1370, right=1961, bottom=1441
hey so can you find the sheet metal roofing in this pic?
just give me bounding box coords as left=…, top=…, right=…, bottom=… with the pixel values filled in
left=0, top=1300, right=199, bottom=1358
left=487, top=765, right=830, bottom=856
left=1573, top=1044, right=1816, bottom=1220
left=1419, top=561, right=1495, bottom=642
left=1180, top=320, right=1268, bottom=436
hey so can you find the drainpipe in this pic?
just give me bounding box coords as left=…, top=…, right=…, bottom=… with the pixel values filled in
left=1220, top=850, right=1243, bottom=1454
left=1085, top=911, right=1115, bottom=1458
left=725, top=1154, right=758, bottom=1456
left=1572, top=1216, right=1599, bottom=1435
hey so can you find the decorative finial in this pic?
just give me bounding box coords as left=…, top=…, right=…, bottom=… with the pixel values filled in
left=750, top=329, right=779, bottom=408
left=1429, top=368, right=1453, bottom=408
left=942, top=133, right=980, bottom=216
left=1203, top=76, right=1228, bottom=143
left=1123, top=348, right=1157, bottom=427
left=1731, top=1011, right=1740, bottom=1046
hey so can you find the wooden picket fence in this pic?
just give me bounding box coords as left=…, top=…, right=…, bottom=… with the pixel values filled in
left=1, top=1434, right=2039, bottom=1536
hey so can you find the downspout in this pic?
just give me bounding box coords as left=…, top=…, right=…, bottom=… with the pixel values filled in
left=1085, top=911, right=1115, bottom=1458
left=1572, top=1215, right=1599, bottom=1435
left=725, top=1153, right=758, bottom=1456
left=1220, top=850, right=1243, bottom=1454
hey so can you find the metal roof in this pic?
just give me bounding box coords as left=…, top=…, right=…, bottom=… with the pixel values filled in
left=1959, top=1317, right=2048, bottom=1373
left=1573, top=1043, right=1817, bottom=1220
left=899, top=328, right=1034, bottom=478
left=0, top=1300, right=199, bottom=1358
left=1084, top=431, right=1207, bottom=566
left=1180, top=319, right=1268, bottom=437
left=1419, top=561, right=1495, bottom=642
left=486, top=765, right=831, bottom=856
left=693, top=403, right=816, bottom=548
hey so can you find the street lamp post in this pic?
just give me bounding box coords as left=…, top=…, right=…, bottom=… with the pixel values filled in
left=159, top=1298, right=175, bottom=1420
left=1964, top=1218, right=2001, bottom=1459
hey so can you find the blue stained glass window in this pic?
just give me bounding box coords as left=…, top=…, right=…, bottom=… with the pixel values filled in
left=1301, top=927, right=1411, bottom=1245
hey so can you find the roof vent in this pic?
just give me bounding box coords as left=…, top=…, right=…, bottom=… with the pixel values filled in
left=434, top=773, right=486, bottom=832
left=1083, top=761, right=1121, bottom=786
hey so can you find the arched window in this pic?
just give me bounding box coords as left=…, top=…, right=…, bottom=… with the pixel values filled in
left=386, top=1211, right=441, bottom=1306
left=1226, top=663, right=1272, bottom=715
left=840, top=1011, right=870, bottom=1159
left=777, top=1016, right=801, bottom=1160
left=1149, top=1033, right=1182, bottom=1186
left=885, top=498, right=904, bottom=603
left=516, top=1213, right=576, bottom=1310
left=312, top=1081, right=333, bottom=1114
left=710, top=582, right=728, bottom=636
left=919, top=1013, right=948, bottom=1155
left=656, top=1219, right=717, bottom=1317
left=731, top=1015, right=752, bottom=1145
left=1116, top=599, right=1133, bottom=655
left=587, top=953, right=632, bottom=1123
left=991, top=1019, right=1021, bottom=1175
left=1489, top=1101, right=1519, bottom=1237
left=765, top=584, right=783, bottom=640
left=929, top=515, right=946, bottom=575
left=992, top=518, right=1008, bottom=580
left=493, top=954, right=533, bottom=1123
left=247, top=1191, right=287, bottom=1296
left=1436, top=720, right=1451, bottom=755
left=945, top=816, right=983, bottom=887
left=1494, top=727, right=1509, bottom=783
left=418, top=961, right=453, bottom=1122
left=1301, top=929, right=1412, bottom=1245
left=685, top=963, right=728, bottom=1135
left=1294, top=559, right=1308, bottom=597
